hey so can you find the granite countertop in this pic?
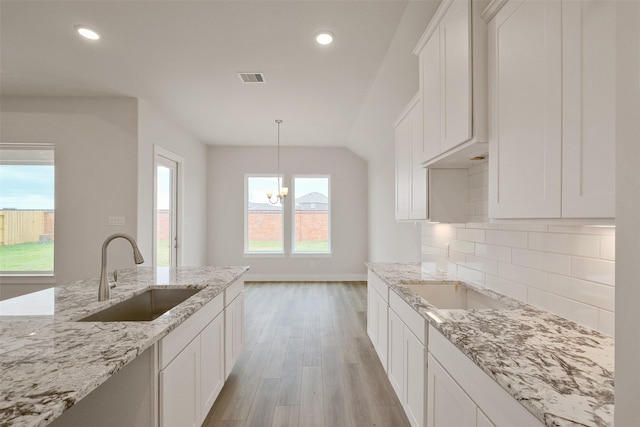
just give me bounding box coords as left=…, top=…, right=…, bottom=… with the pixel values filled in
left=367, top=262, right=614, bottom=427
left=0, top=266, right=249, bottom=427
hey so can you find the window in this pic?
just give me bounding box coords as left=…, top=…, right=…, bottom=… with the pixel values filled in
left=293, top=176, right=330, bottom=254
left=245, top=175, right=284, bottom=254
left=0, top=144, right=55, bottom=275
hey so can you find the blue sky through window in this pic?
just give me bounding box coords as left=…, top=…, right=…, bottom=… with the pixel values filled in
left=0, top=165, right=54, bottom=209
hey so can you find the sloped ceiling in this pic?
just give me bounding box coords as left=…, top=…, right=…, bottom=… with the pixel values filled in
left=1, top=0, right=439, bottom=159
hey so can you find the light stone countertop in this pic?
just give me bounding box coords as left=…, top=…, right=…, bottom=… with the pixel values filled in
left=0, top=266, right=249, bottom=427
left=367, top=262, right=614, bottom=427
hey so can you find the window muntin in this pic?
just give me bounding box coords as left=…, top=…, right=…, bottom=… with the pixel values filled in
left=245, top=175, right=284, bottom=253
left=0, top=144, right=55, bottom=275
left=292, top=176, right=330, bottom=254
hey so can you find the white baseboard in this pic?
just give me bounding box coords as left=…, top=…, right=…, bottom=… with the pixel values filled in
left=243, top=273, right=367, bottom=282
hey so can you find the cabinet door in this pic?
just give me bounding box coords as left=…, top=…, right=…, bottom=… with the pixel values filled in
left=387, top=308, right=405, bottom=402
left=409, top=98, right=427, bottom=220
left=561, top=0, right=616, bottom=218
left=440, top=0, right=472, bottom=152
left=476, top=409, right=496, bottom=427
left=421, top=30, right=441, bottom=162
left=375, top=290, right=389, bottom=371
left=404, top=328, right=426, bottom=427
left=200, top=312, right=225, bottom=420
left=396, top=117, right=412, bottom=220
left=427, top=353, right=476, bottom=427
left=488, top=0, right=562, bottom=218
left=160, top=337, right=201, bottom=427
left=225, top=293, right=244, bottom=378
left=367, top=286, right=378, bottom=347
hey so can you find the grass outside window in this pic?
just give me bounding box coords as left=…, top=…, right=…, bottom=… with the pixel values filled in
left=0, top=242, right=54, bottom=272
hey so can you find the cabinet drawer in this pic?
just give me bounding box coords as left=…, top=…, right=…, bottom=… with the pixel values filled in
left=159, top=293, right=224, bottom=369
left=367, top=271, right=389, bottom=302
left=225, top=278, right=244, bottom=307
left=389, top=290, right=427, bottom=346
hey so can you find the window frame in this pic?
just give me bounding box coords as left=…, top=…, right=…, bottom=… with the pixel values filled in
left=291, top=174, right=332, bottom=256
left=244, top=173, right=285, bottom=257
left=0, top=143, right=56, bottom=278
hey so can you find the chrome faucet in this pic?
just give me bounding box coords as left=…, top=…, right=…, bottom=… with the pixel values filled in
left=98, top=233, right=145, bottom=301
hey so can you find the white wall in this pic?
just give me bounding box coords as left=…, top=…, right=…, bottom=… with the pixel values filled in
left=207, top=145, right=367, bottom=280
left=353, top=1, right=437, bottom=263
left=368, top=141, right=422, bottom=262
left=614, top=1, right=640, bottom=423
left=137, top=100, right=208, bottom=267
left=0, top=96, right=139, bottom=294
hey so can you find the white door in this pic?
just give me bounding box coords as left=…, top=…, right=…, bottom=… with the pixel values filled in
left=155, top=150, right=179, bottom=267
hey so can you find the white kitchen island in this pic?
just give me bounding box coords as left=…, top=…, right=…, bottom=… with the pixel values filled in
left=0, top=266, right=248, bottom=427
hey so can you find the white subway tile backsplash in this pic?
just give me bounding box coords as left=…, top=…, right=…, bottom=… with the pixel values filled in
left=448, top=251, right=467, bottom=266
left=450, top=239, right=475, bottom=255
left=457, top=265, right=485, bottom=286
left=419, top=169, right=615, bottom=334
left=485, top=275, right=528, bottom=301
left=486, top=230, right=528, bottom=249
left=498, top=262, right=547, bottom=290
left=600, top=236, right=615, bottom=261
left=497, top=223, right=548, bottom=232
left=598, top=310, right=614, bottom=336
left=457, top=228, right=485, bottom=243
left=468, top=186, right=488, bottom=202
left=465, top=223, right=498, bottom=230
left=548, top=274, right=615, bottom=311
left=465, top=255, right=498, bottom=275
left=547, top=225, right=616, bottom=235
left=468, top=171, right=488, bottom=188
left=512, top=249, right=572, bottom=276
left=528, top=232, right=600, bottom=258
left=422, top=236, right=450, bottom=249
left=475, top=243, right=511, bottom=263
left=430, top=223, right=457, bottom=239
left=571, top=257, right=615, bottom=287
left=527, top=288, right=600, bottom=331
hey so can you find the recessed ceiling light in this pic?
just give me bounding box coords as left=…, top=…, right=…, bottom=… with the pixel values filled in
left=315, top=31, right=334, bottom=45
left=75, top=25, right=101, bottom=41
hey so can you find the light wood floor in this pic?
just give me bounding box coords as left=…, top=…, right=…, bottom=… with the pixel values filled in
left=203, top=282, right=411, bottom=427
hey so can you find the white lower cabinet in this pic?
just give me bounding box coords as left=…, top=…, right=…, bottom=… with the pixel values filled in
left=367, top=272, right=389, bottom=372
left=225, top=291, right=244, bottom=378
left=428, top=325, right=542, bottom=427
left=388, top=292, right=427, bottom=427
left=160, top=337, right=201, bottom=427
left=387, top=308, right=404, bottom=398
left=404, top=324, right=426, bottom=427
left=159, top=278, right=245, bottom=427
left=200, top=311, right=225, bottom=417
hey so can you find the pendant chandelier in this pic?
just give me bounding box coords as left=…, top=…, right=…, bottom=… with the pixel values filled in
left=266, top=119, right=288, bottom=204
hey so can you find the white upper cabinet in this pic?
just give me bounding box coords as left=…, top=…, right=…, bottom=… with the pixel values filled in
left=415, top=0, right=489, bottom=167
left=487, top=0, right=616, bottom=219
left=487, top=0, right=562, bottom=219
left=561, top=0, right=616, bottom=218
left=395, top=94, right=427, bottom=221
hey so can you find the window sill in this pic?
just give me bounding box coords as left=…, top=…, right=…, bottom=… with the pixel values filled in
left=0, top=274, right=55, bottom=285
left=290, top=253, right=333, bottom=258
left=243, top=253, right=286, bottom=259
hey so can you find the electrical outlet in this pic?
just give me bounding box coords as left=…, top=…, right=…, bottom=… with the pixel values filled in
left=108, top=216, right=125, bottom=226
left=444, top=243, right=450, bottom=259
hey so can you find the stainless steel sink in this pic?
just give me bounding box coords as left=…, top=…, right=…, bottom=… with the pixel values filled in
left=402, top=282, right=509, bottom=310
left=78, top=288, right=202, bottom=322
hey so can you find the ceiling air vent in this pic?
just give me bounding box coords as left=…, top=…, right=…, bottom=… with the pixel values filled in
left=237, top=72, right=265, bottom=83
